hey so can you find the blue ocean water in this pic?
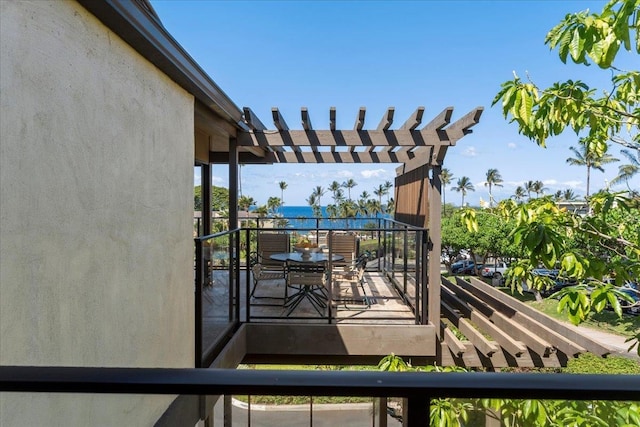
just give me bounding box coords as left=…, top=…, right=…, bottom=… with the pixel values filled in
left=255, top=205, right=390, bottom=230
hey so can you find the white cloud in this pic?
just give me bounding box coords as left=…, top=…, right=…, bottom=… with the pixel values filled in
left=562, top=180, right=582, bottom=188
left=508, top=142, right=517, bottom=149
left=360, top=168, right=387, bottom=179
left=335, top=170, right=355, bottom=178
left=461, top=146, right=478, bottom=157
left=212, top=175, right=223, bottom=184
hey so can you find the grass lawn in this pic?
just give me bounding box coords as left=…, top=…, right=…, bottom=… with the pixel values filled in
left=235, top=364, right=377, bottom=405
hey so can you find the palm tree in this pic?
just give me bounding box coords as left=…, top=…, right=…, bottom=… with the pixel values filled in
left=253, top=205, right=269, bottom=218
left=278, top=181, right=288, bottom=212
left=484, top=168, right=504, bottom=207
left=267, top=196, right=281, bottom=216
left=441, top=168, right=453, bottom=213
left=610, top=149, right=639, bottom=194
left=383, top=180, right=393, bottom=205
left=326, top=204, right=338, bottom=220
left=386, top=197, right=395, bottom=215
left=238, top=195, right=255, bottom=212
left=524, top=180, right=536, bottom=199
left=513, top=186, right=526, bottom=202
left=329, top=181, right=342, bottom=202
left=311, top=186, right=326, bottom=208
left=342, top=178, right=357, bottom=201
left=373, top=184, right=385, bottom=211
left=306, top=193, right=321, bottom=218
left=532, top=180, right=547, bottom=197
left=453, top=176, right=475, bottom=206
left=367, top=199, right=383, bottom=218
left=562, top=189, right=578, bottom=201
left=566, top=143, right=619, bottom=198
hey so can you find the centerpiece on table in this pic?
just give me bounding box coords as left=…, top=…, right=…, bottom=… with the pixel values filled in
left=294, top=236, right=320, bottom=259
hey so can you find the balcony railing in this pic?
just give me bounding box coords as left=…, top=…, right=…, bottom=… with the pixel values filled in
left=194, top=217, right=427, bottom=367
left=2, top=366, right=637, bottom=426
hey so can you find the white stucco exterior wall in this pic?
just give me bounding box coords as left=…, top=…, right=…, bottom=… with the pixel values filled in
left=1, top=1, right=195, bottom=425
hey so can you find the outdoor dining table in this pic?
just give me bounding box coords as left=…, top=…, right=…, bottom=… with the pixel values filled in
left=269, top=252, right=344, bottom=264
left=269, top=252, right=344, bottom=316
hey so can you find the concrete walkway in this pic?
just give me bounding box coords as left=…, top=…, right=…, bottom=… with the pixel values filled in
left=566, top=322, right=639, bottom=360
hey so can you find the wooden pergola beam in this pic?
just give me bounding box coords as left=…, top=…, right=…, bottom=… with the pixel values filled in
left=301, top=107, right=312, bottom=131
left=329, top=107, right=336, bottom=131
left=243, top=107, right=267, bottom=131
left=452, top=277, right=555, bottom=357
left=354, top=107, right=366, bottom=131
left=400, top=106, right=425, bottom=131
left=442, top=284, right=527, bottom=357
left=377, top=107, right=395, bottom=131
left=423, top=107, right=453, bottom=131
left=238, top=129, right=449, bottom=148
left=272, top=107, right=289, bottom=131
left=273, top=149, right=416, bottom=164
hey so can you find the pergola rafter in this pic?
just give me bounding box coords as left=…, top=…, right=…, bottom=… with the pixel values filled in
left=237, top=106, right=483, bottom=165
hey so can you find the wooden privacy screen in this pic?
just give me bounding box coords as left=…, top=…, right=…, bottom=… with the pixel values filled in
left=395, top=164, right=429, bottom=228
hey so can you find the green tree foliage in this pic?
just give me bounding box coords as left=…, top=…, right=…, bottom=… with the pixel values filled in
left=442, top=209, right=519, bottom=270
left=488, top=0, right=640, bottom=354
left=473, top=193, right=640, bottom=355
left=194, top=185, right=230, bottom=211
left=378, top=354, right=639, bottom=427
left=492, top=0, right=639, bottom=157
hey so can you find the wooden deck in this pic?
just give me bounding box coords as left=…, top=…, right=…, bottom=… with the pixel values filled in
left=201, top=262, right=618, bottom=369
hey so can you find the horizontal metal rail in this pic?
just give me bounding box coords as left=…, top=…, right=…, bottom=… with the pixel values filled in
left=2, top=367, right=638, bottom=401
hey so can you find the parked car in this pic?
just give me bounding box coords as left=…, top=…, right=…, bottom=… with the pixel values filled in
left=522, top=269, right=575, bottom=297
left=451, top=260, right=477, bottom=275
left=481, top=262, right=509, bottom=281
left=619, top=282, right=639, bottom=316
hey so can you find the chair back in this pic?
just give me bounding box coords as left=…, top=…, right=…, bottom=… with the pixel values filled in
left=329, top=232, right=358, bottom=266
left=286, top=262, right=327, bottom=287
left=257, top=232, right=290, bottom=268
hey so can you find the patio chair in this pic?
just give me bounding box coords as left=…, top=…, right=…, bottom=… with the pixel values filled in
left=249, top=232, right=290, bottom=301
left=284, top=261, right=329, bottom=316
left=332, top=253, right=371, bottom=308
left=328, top=231, right=358, bottom=269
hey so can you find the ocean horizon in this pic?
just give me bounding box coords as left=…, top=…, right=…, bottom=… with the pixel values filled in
left=250, top=205, right=391, bottom=230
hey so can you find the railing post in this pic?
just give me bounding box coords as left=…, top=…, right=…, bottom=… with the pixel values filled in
left=234, top=229, right=241, bottom=322
left=391, top=226, right=396, bottom=278
left=377, top=218, right=382, bottom=272
left=246, top=228, right=251, bottom=322
left=403, top=226, right=408, bottom=295
left=224, top=395, right=232, bottom=427
left=404, top=396, right=430, bottom=427
left=228, top=233, right=234, bottom=322
left=421, top=230, right=428, bottom=325
left=194, top=238, right=203, bottom=369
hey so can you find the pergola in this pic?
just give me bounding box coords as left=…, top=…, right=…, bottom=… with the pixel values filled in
left=228, top=105, right=484, bottom=334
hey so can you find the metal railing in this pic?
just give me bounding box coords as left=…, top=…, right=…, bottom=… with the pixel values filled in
left=194, top=218, right=428, bottom=366
left=2, top=366, right=638, bottom=426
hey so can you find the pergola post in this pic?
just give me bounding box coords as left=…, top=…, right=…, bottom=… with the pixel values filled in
left=428, top=165, right=442, bottom=337
left=202, top=164, right=212, bottom=236
left=228, top=137, right=239, bottom=230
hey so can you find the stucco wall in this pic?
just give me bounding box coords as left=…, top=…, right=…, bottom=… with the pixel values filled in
left=0, top=1, right=195, bottom=425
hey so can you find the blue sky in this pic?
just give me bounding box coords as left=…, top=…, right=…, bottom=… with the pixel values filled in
left=151, top=0, right=638, bottom=207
